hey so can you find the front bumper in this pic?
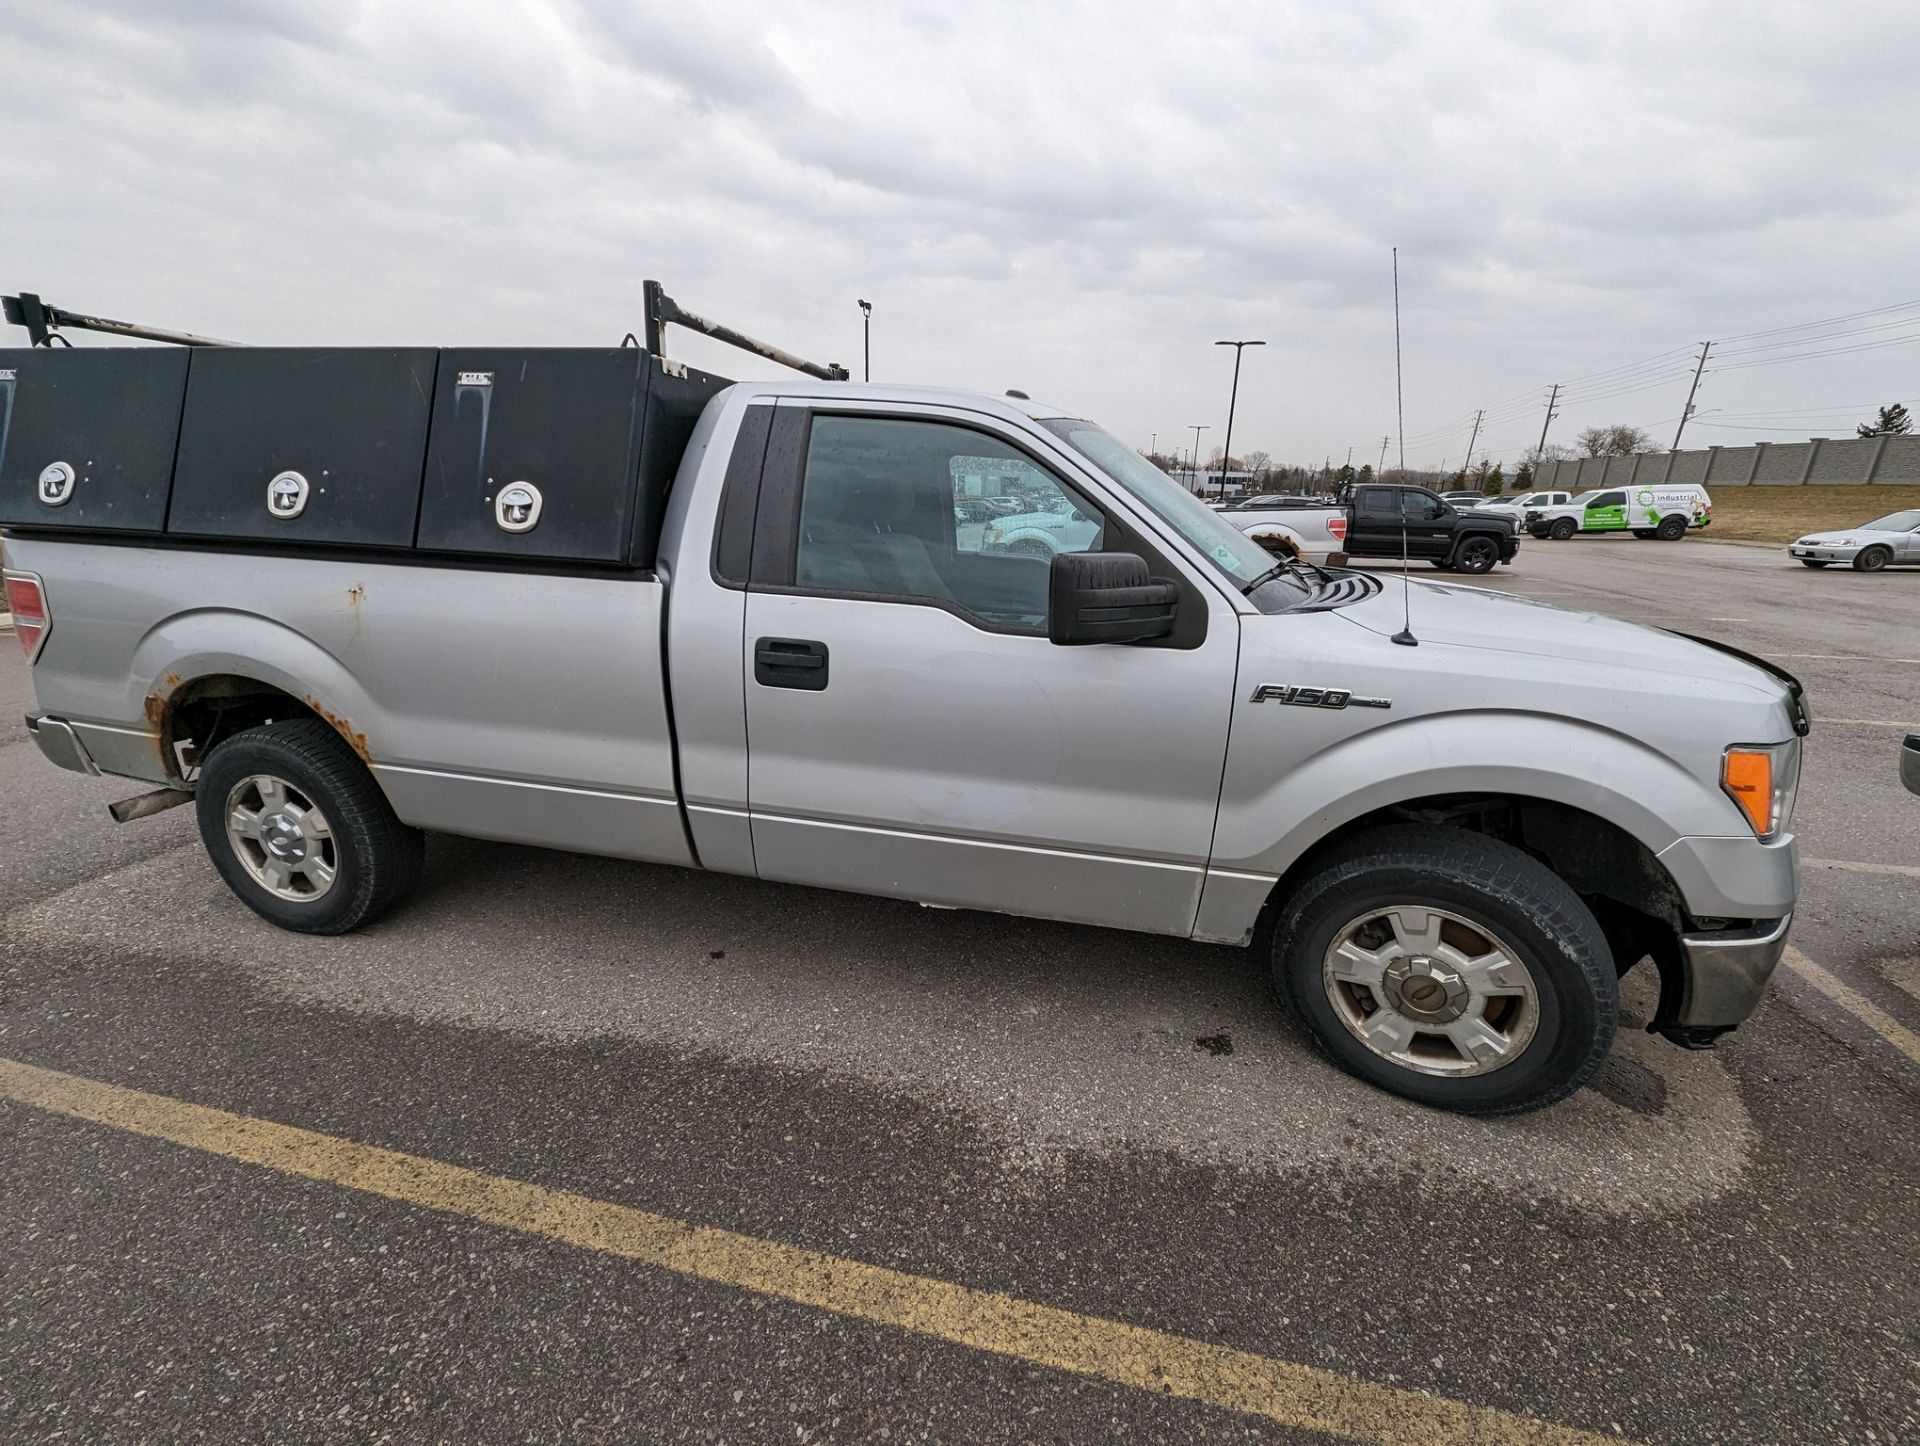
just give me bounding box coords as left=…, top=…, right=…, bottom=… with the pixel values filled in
left=1789, top=543, right=1858, bottom=563
left=1665, top=914, right=1793, bottom=1039
left=1650, top=832, right=1799, bottom=1038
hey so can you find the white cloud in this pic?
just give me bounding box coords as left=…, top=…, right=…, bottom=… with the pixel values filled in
left=2, top=0, right=1914, bottom=465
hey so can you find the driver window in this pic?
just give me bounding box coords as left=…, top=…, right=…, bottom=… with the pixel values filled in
left=796, top=415, right=1105, bottom=632
left=1403, top=492, right=1444, bottom=521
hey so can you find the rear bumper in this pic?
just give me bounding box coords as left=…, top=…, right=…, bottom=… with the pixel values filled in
left=26, top=713, right=99, bottom=776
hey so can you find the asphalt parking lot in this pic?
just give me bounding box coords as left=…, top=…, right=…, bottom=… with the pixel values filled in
left=2, top=537, right=1916, bottom=1443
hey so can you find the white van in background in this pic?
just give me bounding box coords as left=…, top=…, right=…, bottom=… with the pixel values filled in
left=1527, top=485, right=1712, bottom=541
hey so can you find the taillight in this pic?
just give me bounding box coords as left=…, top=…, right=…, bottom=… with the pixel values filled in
left=3, top=570, right=49, bottom=665
left=1327, top=516, right=1348, bottom=541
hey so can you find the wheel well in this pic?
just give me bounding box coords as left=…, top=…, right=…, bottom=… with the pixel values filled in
left=154, top=675, right=347, bottom=781
left=1259, top=793, right=1687, bottom=990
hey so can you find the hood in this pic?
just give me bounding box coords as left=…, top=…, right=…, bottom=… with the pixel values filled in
left=1323, top=575, right=1781, bottom=693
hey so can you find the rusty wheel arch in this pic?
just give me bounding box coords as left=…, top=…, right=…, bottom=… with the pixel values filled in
left=148, top=674, right=370, bottom=780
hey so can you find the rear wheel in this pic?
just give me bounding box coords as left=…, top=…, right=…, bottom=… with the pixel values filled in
left=196, top=719, right=425, bottom=934
left=1548, top=518, right=1577, bottom=541
left=1854, top=545, right=1892, bottom=573
left=1451, top=536, right=1500, bottom=574
left=1654, top=515, right=1687, bottom=541
left=1270, top=825, right=1617, bottom=1114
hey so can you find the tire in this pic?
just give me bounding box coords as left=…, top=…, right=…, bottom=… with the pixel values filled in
left=1800, top=559, right=1830, bottom=569
left=1451, top=536, right=1500, bottom=574
left=1270, top=824, right=1617, bottom=1114
left=1854, top=545, right=1892, bottom=573
left=1008, top=538, right=1055, bottom=562
left=1654, top=515, right=1687, bottom=541
left=196, top=719, right=426, bottom=935
left=1548, top=518, right=1577, bottom=541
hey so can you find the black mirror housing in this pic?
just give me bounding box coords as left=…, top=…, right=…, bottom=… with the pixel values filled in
left=1048, top=552, right=1179, bottom=645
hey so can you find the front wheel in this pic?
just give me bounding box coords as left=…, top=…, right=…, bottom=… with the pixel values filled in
left=1654, top=515, right=1687, bottom=541
left=1548, top=518, right=1578, bottom=541
left=1270, top=825, right=1618, bottom=1113
left=1854, top=545, right=1892, bottom=573
left=196, top=719, right=426, bottom=934
left=1451, top=536, right=1500, bottom=574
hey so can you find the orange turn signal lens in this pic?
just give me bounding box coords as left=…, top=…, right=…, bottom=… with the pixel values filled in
left=1722, top=749, right=1774, bottom=836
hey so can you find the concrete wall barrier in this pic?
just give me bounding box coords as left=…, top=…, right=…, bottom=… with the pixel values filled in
left=1534, top=434, right=1920, bottom=491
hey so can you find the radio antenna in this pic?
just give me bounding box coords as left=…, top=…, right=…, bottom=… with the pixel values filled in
left=1390, top=247, right=1417, bottom=646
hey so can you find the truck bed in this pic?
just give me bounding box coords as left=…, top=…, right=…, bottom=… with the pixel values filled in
left=5, top=537, right=694, bottom=867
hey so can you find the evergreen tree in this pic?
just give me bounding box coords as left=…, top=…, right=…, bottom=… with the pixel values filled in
left=1857, top=404, right=1913, bottom=437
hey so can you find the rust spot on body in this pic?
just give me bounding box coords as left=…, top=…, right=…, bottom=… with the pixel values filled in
left=144, top=672, right=185, bottom=765
left=347, top=584, right=365, bottom=606
left=307, top=697, right=372, bottom=763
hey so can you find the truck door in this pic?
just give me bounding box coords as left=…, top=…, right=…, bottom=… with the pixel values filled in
left=1398, top=489, right=1452, bottom=556
left=738, top=404, right=1240, bottom=936
left=1584, top=490, right=1627, bottom=530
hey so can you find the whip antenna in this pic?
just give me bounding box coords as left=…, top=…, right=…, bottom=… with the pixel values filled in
left=1389, top=247, right=1417, bottom=646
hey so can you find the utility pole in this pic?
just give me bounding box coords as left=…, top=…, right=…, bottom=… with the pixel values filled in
left=1189, top=425, right=1209, bottom=494
left=1671, top=341, right=1713, bottom=450
left=1345, top=446, right=1353, bottom=467
left=857, top=299, right=872, bottom=382
left=1149, top=431, right=1157, bottom=459
left=1460, top=409, right=1484, bottom=479
left=1377, top=435, right=1389, bottom=474
left=1534, top=383, right=1561, bottom=465
left=1214, top=339, right=1265, bottom=497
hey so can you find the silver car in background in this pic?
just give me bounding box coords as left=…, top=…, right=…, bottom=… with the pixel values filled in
left=1789, top=508, right=1920, bottom=571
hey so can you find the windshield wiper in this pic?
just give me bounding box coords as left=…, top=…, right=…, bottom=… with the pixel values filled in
left=1243, top=556, right=1330, bottom=594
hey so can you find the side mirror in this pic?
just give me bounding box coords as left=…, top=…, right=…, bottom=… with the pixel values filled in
left=1048, top=552, right=1178, bottom=646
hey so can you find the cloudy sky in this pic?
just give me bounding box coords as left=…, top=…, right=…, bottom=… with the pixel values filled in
left=3, top=0, right=1916, bottom=469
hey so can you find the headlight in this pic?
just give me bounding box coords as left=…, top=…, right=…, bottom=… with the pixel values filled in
left=1721, top=739, right=1800, bottom=841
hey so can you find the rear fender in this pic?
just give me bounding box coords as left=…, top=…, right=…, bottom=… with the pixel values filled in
left=130, top=609, right=385, bottom=770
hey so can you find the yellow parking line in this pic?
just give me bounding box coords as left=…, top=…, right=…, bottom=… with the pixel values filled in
left=1804, top=857, right=1920, bottom=881
left=0, top=1054, right=1615, bottom=1446
left=1782, top=949, right=1920, bottom=1067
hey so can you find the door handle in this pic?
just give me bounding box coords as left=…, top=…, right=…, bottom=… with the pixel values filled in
left=754, top=637, right=830, bottom=691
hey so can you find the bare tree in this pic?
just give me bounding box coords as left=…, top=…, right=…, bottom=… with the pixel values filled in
left=1577, top=425, right=1655, bottom=458
left=1242, top=449, right=1272, bottom=479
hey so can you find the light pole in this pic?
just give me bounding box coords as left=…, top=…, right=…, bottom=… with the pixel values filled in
left=1214, top=339, right=1265, bottom=497
left=1188, top=425, right=1209, bottom=495
left=857, top=299, right=872, bottom=382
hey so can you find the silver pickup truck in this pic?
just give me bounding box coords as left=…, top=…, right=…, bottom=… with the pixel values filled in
left=0, top=287, right=1807, bottom=1114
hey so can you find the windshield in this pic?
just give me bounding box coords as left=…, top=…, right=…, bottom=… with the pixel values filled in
left=1040, top=419, right=1305, bottom=593
left=1864, top=509, right=1920, bottom=531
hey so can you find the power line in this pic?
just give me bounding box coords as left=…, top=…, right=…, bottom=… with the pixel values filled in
left=1713, top=310, right=1920, bottom=359
left=1718, top=297, right=1920, bottom=344
left=1711, top=329, right=1920, bottom=372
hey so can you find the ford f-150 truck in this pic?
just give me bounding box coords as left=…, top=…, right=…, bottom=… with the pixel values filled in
left=0, top=285, right=1807, bottom=1114
left=1229, top=485, right=1519, bottom=573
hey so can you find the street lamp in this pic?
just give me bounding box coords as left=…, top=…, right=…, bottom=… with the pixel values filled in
left=857, top=299, right=872, bottom=382
left=1214, top=339, right=1265, bottom=497
left=1188, top=425, right=1209, bottom=494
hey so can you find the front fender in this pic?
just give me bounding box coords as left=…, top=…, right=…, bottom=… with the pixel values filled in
left=1197, top=710, right=1753, bottom=942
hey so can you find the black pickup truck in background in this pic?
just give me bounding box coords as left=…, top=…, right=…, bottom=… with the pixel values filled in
left=1343, top=484, right=1519, bottom=572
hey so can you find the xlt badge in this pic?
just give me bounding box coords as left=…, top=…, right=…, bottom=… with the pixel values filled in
left=1250, top=684, right=1391, bottom=710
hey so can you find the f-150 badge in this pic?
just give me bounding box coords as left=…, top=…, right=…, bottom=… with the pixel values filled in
left=1250, top=684, right=1391, bottom=710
